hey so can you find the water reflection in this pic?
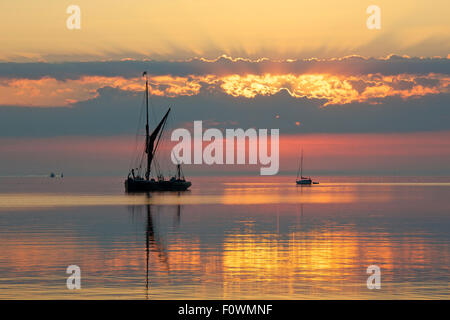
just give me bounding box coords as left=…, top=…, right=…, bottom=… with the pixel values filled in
left=0, top=177, right=449, bottom=299
left=124, top=200, right=449, bottom=299
left=128, top=193, right=184, bottom=299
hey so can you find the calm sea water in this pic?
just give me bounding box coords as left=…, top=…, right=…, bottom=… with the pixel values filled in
left=0, top=176, right=449, bottom=299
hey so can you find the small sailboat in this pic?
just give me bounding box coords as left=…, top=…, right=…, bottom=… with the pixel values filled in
left=125, top=72, right=191, bottom=192
left=296, top=148, right=315, bottom=185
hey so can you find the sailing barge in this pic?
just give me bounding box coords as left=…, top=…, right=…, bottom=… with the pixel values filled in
left=125, top=72, right=191, bottom=192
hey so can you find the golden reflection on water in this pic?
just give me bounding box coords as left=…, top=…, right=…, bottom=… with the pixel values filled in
left=223, top=228, right=373, bottom=299
left=0, top=184, right=397, bottom=209
left=222, top=227, right=449, bottom=299
left=2, top=180, right=448, bottom=210
left=0, top=193, right=355, bottom=209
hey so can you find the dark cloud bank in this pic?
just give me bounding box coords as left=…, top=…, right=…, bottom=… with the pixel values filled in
left=0, top=87, right=449, bottom=137
left=0, top=56, right=449, bottom=137
left=0, top=55, right=449, bottom=80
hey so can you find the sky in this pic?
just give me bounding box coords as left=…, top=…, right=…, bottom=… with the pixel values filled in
left=1, top=0, right=449, bottom=61
left=0, top=0, right=449, bottom=176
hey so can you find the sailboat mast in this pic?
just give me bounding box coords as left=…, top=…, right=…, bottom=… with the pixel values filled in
left=144, top=72, right=150, bottom=180
left=300, top=148, right=303, bottom=178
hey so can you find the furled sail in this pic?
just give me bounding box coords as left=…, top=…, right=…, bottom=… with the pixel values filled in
left=146, top=108, right=171, bottom=174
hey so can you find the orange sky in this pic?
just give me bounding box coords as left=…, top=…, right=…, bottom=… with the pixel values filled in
left=1, top=0, right=449, bottom=61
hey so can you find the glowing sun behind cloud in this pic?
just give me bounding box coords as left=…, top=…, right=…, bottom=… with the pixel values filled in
left=0, top=72, right=447, bottom=107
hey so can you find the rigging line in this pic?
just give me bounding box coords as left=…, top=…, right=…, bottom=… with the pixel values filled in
left=153, top=158, right=161, bottom=178
left=164, top=112, right=174, bottom=174
left=149, top=77, right=173, bottom=129
left=151, top=112, right=169, bottom=172
left=157, top=108, right=174, bottom=176
left=137, top=140, right=146, bottom=176
left=296, top=146, right=302, bottom=179
left=134, top=110, right=146, bottom=169
left=133, top=137, right=145, bottom=175
left=150, top=110, right=170, bottom=178
left=146, top=108, right=170, bottom=178
left=129, top=91, right=147, bottom=172
left=147, top=78, right=158, bottom=128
